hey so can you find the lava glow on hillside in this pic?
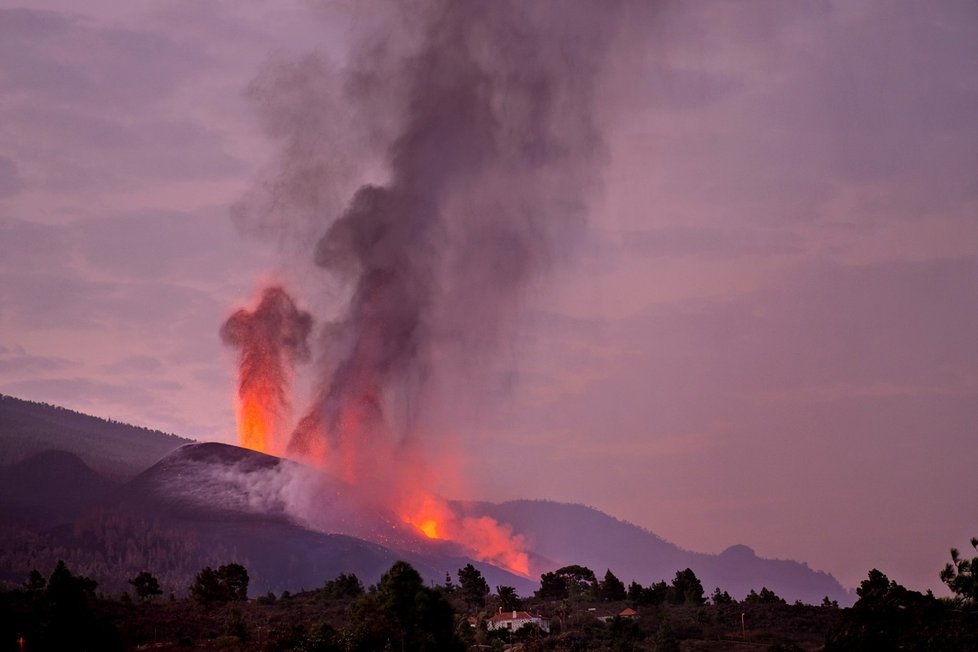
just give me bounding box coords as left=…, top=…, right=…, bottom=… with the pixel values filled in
left=222, top=287, right=529, bottom=576
left=222, top=292, right=529, bottom=575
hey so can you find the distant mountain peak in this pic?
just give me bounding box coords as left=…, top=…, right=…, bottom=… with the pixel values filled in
left=720, top=544, right=757, bottom=559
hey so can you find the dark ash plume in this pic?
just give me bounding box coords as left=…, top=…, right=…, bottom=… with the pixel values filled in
left=240, top=1, right=629, bottom=467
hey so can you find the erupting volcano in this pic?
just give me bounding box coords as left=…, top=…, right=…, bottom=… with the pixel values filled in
left=224, top=0, right=623, bottom=576
left=221, top=286, right=312, bottom=456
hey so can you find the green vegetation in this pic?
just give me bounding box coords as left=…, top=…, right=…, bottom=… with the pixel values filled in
left=2, top=541, right=976, bottom=650
left=191, top=564, right=250, bottom=605
left=0, top=507, right=239, bottom=596
left=825, top=567, right=978, bottom=650
left=457, top=563, right=490, bottom=610
left=128, top=571, right=163, bottom=600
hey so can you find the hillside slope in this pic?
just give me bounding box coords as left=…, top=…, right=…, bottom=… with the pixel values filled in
left=0, top=444, right=537, bottom=597
left=0, top=450, right=119, bottom=524
left=116, top=442, right=537, bottom=595
left=0, top=394, right=191, bottom=478
left=0, top=397, right=852, bottom=604
left=460, top=499, right=852, bottom=605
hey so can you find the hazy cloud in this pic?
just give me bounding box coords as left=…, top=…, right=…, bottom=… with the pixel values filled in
left=100, top=355, right=165, bottom=375
left=0, top=157, right=23, bottom=197
left=622, top=225, right=805, bottom=258
left=0, top=350, right=74, bottom=375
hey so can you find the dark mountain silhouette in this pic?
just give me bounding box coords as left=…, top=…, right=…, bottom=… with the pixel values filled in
left=0, top=450, right=119, bottom=524
left=0, top=395, right=853, bottom=604
left=0, top=442, right=536, bottom=596
left=116, top=442, right=538, bottom=595
left=0, top=394, right=190, bottom=479
left=458, top=500, right=852, bottom=605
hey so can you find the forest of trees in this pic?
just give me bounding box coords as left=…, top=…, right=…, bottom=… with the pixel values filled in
left=2, top=536, right=976, bottom=651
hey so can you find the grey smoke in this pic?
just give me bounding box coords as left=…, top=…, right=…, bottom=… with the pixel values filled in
left=235, top=1, right=630, bottom=464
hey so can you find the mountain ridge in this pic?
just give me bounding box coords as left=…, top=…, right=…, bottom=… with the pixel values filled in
left=458, top=498, right=851, bottom=604
left=0, top=394, right=852, bottom=604
left=0, top=393, right=191, bottom=479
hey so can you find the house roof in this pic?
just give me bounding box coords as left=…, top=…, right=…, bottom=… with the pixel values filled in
left=488, top=610, right=545, bottom=623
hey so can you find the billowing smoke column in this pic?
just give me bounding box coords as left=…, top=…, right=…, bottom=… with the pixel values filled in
left=230, top=0, right=627, bottom=575
left=287, top=0, right=620, bottom=468
left=221, top=286, right=313, bottom=456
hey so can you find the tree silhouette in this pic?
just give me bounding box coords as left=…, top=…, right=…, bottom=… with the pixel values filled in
left=322, top=573, right=364, bottom=600
left=348, top=561, right=463, bottom=652
left=190, top=563, right=249, bottom=604
left=856, top=568, right=894, bottom=602
left=669, top=568, right=705, bottom=605
left=601, top=569, right=627, bottom=601
left=627, top=579, right=669, bottom=606
left=47, top=559, right=97, bottom=611
left=940, top=536, right=978, bottom=602
left=219, top=563, right=249, bottom=601
left=497, top=585, right=522, bottom=611
left=537, top=571, right=569, bottom=601
left=711, top=587, right=734, bottom=605
left=457, top=564, right=489, bottom=610
left=128, top=571, right=163, bottom=600
left=24, top=569, right=46, bottom=592
left=745, top=587, right=786, bottom=604
left=554, top=565, right=598, bottom=599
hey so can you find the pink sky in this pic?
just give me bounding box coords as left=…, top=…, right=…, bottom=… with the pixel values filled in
left=1, top=1, right=976, bottom=594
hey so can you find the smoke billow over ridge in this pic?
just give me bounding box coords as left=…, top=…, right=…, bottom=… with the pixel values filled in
left=228, top=0, right=633, bottom=572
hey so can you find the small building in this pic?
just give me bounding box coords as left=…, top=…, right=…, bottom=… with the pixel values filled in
left=597, top=607, right=639, bottom=623
left=486, top=609, right=551, bottom=633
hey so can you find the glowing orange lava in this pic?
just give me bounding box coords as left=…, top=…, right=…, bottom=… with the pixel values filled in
left=222, top=285, right=311, bottom=457
left=418, top=520, right=440, bottom=538
left=402, top=490, right=530, bottom=576
left=236, top=392, right=273, bottom=453
left=226, top=285, right=530, bottom=578
left=231, top=367, right=285, bottom=455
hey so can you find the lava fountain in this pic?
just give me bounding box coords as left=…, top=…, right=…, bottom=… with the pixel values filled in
left=221, top=286, right=312, bottom=456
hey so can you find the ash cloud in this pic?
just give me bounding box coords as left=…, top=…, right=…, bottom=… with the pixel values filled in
left=236, top=0, right=633, bottom=471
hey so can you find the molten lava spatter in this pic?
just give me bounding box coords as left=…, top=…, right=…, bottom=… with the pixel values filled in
left=221, top=286, right=312, bottom=455
left=237, top=386, right=274, bottom=453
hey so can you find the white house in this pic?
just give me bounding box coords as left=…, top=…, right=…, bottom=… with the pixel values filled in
left=486, top=609, right=551, bottom=633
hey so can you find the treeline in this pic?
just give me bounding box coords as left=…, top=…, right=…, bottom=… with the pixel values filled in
left=2, top=537, right=976, bottom=651
left=0, top=509, right=237, bottom=596
left=0, top=559, right=462, bottom=652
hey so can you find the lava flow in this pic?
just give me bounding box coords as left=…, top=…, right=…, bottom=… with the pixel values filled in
left=403, top=491, right=530, bottom=576
left=294, top=387, right=532, bottom=576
